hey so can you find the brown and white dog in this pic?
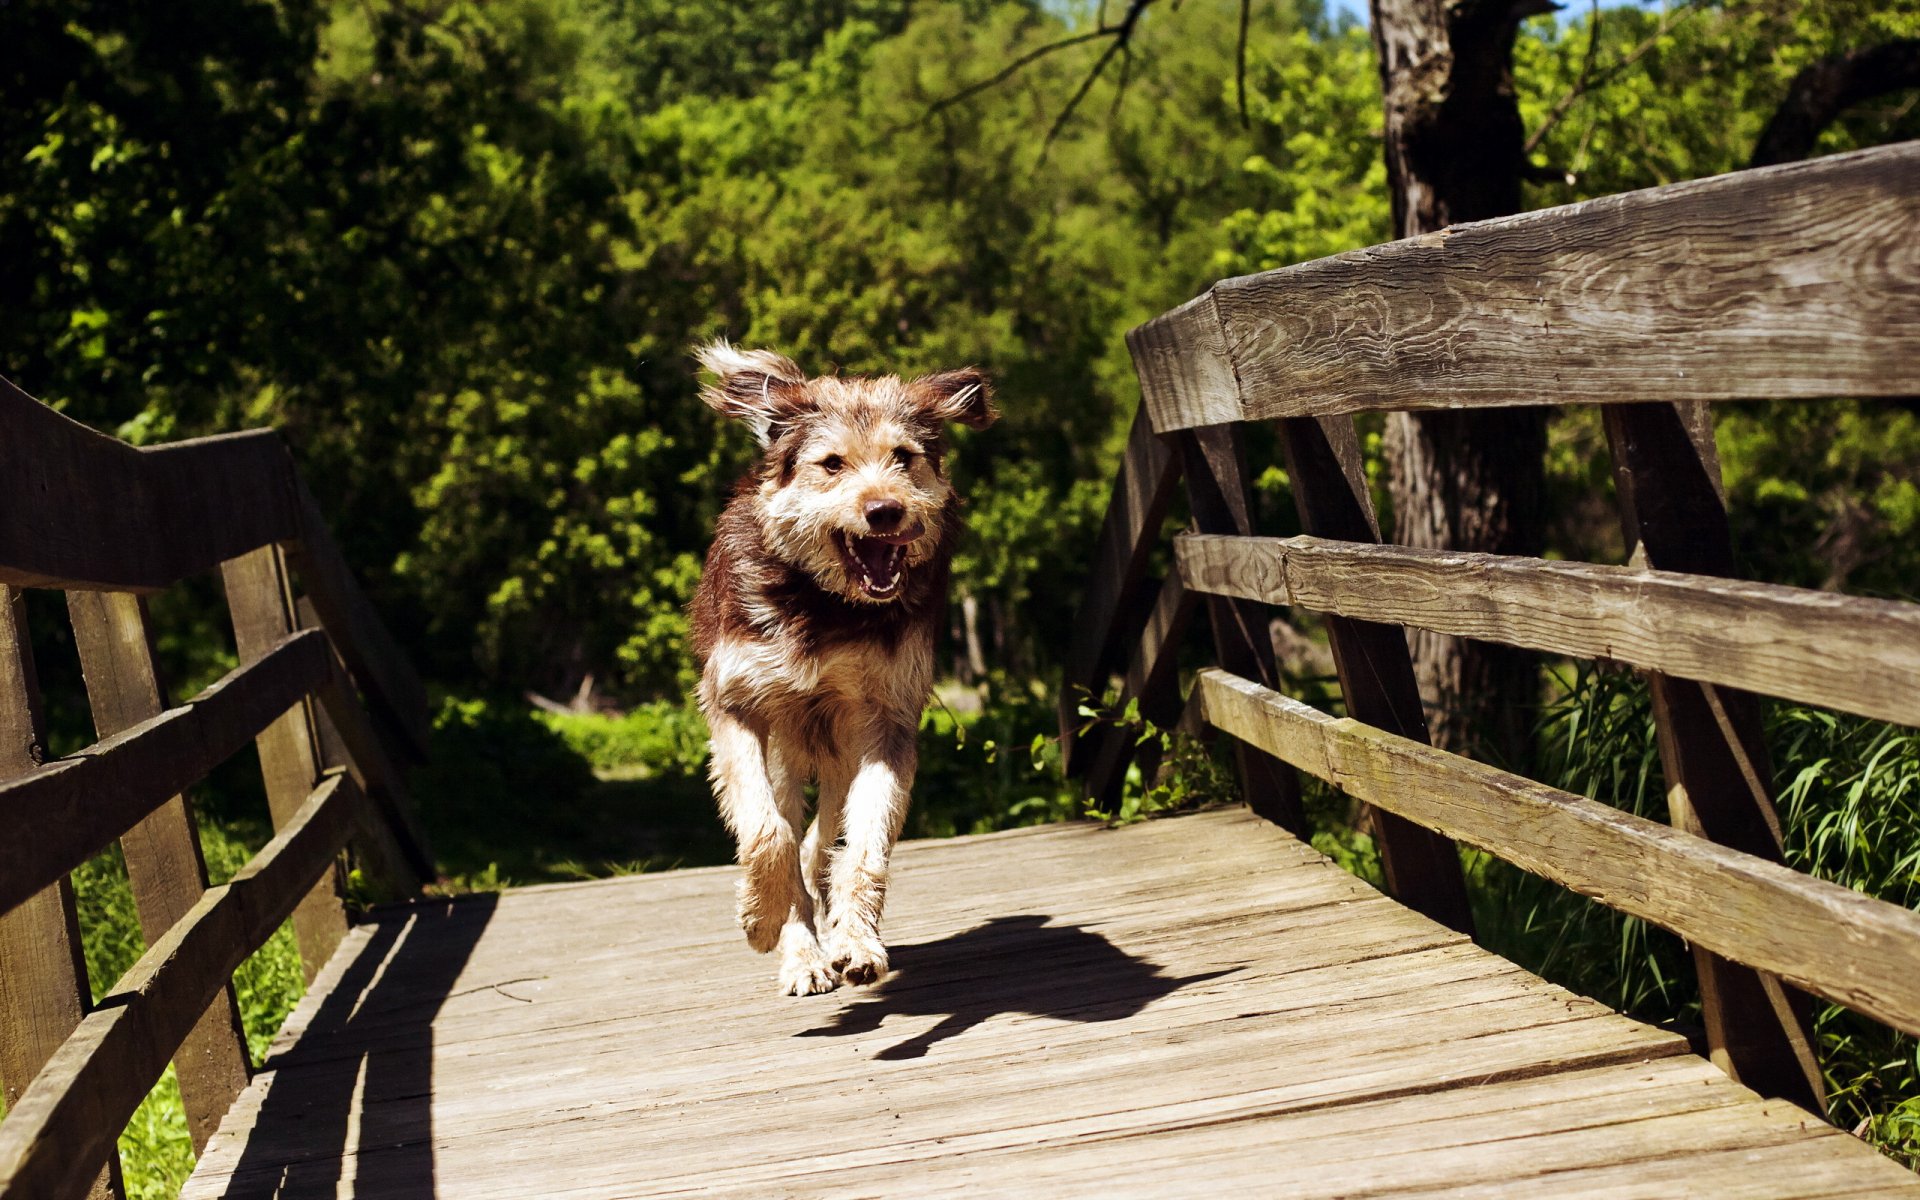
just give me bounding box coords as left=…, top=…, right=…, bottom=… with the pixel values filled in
left=689, top=342, right=996, bottom=995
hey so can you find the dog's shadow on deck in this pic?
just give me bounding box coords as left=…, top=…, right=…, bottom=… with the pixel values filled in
left=797, top=914, right=1233, bottom=1060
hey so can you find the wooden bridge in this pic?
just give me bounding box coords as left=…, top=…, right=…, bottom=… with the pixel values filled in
left=2, top=142, right=1919, bottom=1197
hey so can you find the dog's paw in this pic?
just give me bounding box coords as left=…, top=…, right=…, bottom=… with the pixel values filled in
left=736, top=881, right=782, bottom=955
left=826, top=929, right=889, bottom=987
left=779, top=946, right=840, bottom=996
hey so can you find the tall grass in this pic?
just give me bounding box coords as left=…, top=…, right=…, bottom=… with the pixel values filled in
left=1473, top=663, right=1920, bottom=1165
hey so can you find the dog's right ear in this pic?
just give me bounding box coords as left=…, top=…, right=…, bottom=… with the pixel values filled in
left=694, top=340, right=810, bottom=447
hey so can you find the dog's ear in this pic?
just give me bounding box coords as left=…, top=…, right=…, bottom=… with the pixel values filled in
left=694, top=340, right=811, bottom=447
left=909, top=367, right=997, bottom=430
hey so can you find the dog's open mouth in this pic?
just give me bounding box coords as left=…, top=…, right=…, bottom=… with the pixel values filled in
left=836, top=525, right=923, bottom=600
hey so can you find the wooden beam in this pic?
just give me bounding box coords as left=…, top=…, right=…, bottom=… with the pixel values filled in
left=1082, top=575, right=1199, bottom=813
left=222, top=547, right=348, bottom=982
left=1135, top=143, right=1920, bottom=430
left=1604, top=399, right=1825, bottom=1111
left=1172, top=425, right=1303, bottom=832
left=0, top=773, right=360, bottom=1200
left=1175, top=533, right=1920, bottom=728
left=0, top=629, right=331, bottom=920
left=0, top=588, right=122, bottom=1198
left=1196, top=669, right=1920, bottom=1041
left=1273, top=416, right=1474, bottom=935
left=1057, top=407, right=1180, bottom=774
left=0, top=377, right=298, bottom=592
left=66, top=592, right=251, bottom=1154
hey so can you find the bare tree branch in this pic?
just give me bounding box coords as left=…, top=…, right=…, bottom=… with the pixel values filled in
left=1523, top=0, right=1702, bottom=157
left=1751, top=39, right=1920, bottom=167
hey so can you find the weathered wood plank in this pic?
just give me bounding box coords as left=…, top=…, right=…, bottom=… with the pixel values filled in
left=285, top=475, right=431, bottom=761
left=1604, top=398, right=1825, bottom=1109
left=1173, top=425, right=1302, bottom=831
left=1057, top=407, right=1180, bottom=774
left=66, top=590, right=252, bottom=1152
left=0, top=588, right=122, bottom=1198
left=1174, top=532, right=1920, bottom=728
left=0, top=773, right=360, bottom=1200
left=1199, top=668, right=1920, bottom=1039
left=1082, top=575, right=1197, bottom=812
left=1139, top=143, right=1920, bottom=430
left=0, top=377, right=298, bottom=591
left=1273, top=414, right=1474, bottom=934
left=0, top=629, right=331, bottom=920
left=1124, top=291, right=1242, bottom=433
left=222, top=547, right=348, bottom=981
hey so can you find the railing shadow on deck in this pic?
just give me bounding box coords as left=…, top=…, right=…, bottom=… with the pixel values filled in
left=211, top=896, right=498, bottom=1199
left=800, top=914, right=1233, bottom=1061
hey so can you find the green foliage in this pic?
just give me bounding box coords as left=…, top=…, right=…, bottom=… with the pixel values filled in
left=539, top=699, right=710, bottom=778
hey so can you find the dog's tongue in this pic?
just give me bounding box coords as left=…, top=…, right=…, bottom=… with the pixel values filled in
left=852, top=538, right=903, bottom=593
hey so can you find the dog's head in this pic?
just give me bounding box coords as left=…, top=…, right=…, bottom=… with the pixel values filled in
left=696, top=341, right=996, bottom=605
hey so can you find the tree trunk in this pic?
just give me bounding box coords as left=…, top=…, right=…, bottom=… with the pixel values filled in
left=1370, top=0, right=1552, bottom=767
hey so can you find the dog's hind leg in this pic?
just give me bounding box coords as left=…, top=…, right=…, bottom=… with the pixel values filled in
left=824, top=720, right=916, bottom=986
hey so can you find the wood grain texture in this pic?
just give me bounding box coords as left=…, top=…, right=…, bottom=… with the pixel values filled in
left=1057, top=407, right=1179, bottom=774
left=1125, top=290, right=1241, bottom=433
left=1198, top=669, right=1920, bottom=1040
left=0, top=588, right=123, bottom=1198
left=222, top=547, right=347, bottom=982
left=286, top=475, right=431, bottom=761
left=66, top=590, right=253, bottom=1152
left=0, top=628, right=330, bottom=921
left=0, top=376, right=298, bottom=591
left=1137, top=143, right=1920, bottom=430
left=1174, top=532, right=1920, bottom=727
left=1273, top=415, right=1473, bottom=934
left=1603, top=399, right=1826, bottom=1110
left=0, top=773, right=360, bottom=1200
left=182, top=810, right=1917, bottom=1199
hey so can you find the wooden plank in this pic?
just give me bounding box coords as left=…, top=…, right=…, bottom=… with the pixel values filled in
left=285, top=476, right=431, bottom=761
left=1272, top=414, right=1474, bottom=934
left=0, top=376, right=298, bottom=591
left=222, top=546, right=348, bottom=982
left=1172, top=425, right=1303, bottom=831
left=0, top=588, right=122, bottom=1199
left=312, top=647, right=434, bottom=890
left=1604, top=399, right=1824, bottom=1109
left=1137, top=143, right=1920, bottom=430
left=1198, top=668, right=1920, bottom=1040
left=65, top=591, right=252, bottom=1152
left=1174, top=532, right=1920, bottom=728
left=1082, top=575, right=1197, bottom=812
left=1124, top=291, right=1242, bottom=433
left=0, top=628, right=332, bottom=921
left=0, top=773, right=360, bottom=1200
left=1057, top=407, right=1179, bottom=774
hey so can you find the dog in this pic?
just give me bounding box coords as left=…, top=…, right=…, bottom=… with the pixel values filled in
left=689, top=342, right=996, bottom=995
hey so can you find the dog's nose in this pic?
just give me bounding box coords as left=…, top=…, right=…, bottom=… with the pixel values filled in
left=864, top=499, right=907, bottom=534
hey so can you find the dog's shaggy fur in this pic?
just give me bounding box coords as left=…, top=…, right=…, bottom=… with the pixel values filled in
left=689, top=342, right=996, bottom=995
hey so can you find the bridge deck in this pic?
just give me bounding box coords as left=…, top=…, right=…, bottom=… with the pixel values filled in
left=183, top=809, right=1917, bottom=1198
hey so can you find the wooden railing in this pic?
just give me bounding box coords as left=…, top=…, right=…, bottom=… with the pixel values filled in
left=1068, top=141, right=1920, bottom=1113
left=0, top=378, right=434, bottom=1198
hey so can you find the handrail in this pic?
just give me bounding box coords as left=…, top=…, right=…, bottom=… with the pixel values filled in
left=1078, top=144, right=1920, bottom=1115
left=1131, top=141, right=1920, bottom=431
left=0, top=384, right=435, bottom=1198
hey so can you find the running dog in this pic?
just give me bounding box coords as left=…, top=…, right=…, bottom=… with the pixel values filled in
left=689, top=342, right=996, bottom=995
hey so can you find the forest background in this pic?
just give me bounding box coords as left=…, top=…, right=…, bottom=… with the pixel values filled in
left=3, top=0, right=1919, bottom=1193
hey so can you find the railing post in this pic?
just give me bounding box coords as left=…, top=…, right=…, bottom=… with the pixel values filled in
left=1274, top=416, right=1476, bottom=935
left=66, top=590, right=253, bottom=1151
left=221, top=545, right=349, bottom=982
left=0, top=587, right=124, bottom=1199
left=1172, top=425, right=1304, bottom=832
left=1603, top=399, right=1826, bottom=1113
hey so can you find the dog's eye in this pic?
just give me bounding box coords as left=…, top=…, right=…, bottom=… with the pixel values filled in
left=893, top=447, right=915, bottom=467
left=819, top=455, right=844, bottom=474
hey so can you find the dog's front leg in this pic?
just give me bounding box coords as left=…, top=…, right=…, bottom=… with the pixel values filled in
left=824, top=721, right=916, bottom=986
left=711, top=713, right=837, bottom=994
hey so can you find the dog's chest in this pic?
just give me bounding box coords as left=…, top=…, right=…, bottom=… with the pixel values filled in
left=707, top=626, right=931, bottom=723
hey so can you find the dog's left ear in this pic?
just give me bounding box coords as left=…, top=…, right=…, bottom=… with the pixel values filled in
left=909, top=367, right=997, bottom=430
